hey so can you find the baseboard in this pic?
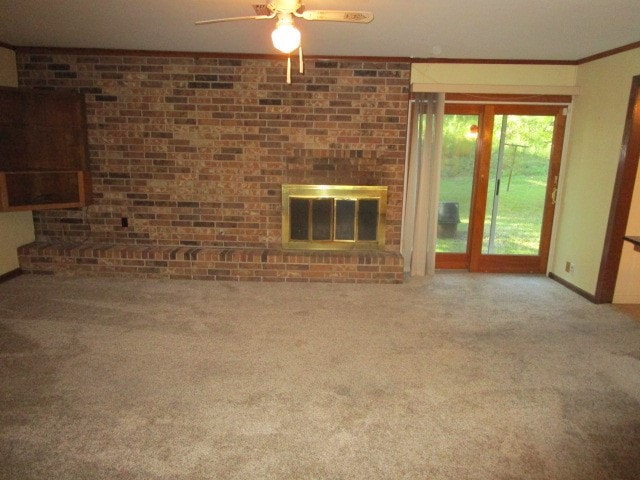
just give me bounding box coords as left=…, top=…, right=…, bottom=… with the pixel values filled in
left=548, top=272, right=598, bottom=303
left=0, top=268, right=23, bottom=284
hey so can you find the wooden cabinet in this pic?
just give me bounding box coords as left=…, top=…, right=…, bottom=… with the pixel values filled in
left=0, top=87, right=92, bottom=211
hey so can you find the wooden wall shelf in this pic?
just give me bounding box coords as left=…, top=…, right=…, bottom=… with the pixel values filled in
left=0, top=87, right=92, bottom=212
left=0, top=171, right=92, bottom=211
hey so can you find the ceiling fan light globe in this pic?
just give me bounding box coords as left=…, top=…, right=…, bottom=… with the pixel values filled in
left=271, top=24, right=301, bottom=53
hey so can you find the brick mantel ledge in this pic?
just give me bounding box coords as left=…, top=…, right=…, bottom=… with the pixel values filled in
left=18, top=242, right=404, bottom=284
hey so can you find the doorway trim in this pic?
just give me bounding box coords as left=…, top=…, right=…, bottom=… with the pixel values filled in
left=595, top=75, right=640, bottom=303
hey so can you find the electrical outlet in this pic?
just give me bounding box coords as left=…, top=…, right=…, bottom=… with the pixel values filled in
left=565, top=261, right=575, bottom=274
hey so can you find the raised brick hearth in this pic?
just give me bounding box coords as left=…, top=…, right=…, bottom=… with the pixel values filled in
left=18, top=242, right=403, bottom=283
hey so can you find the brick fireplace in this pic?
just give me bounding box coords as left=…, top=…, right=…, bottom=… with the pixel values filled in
left=16, top=50, right=409, bottom=283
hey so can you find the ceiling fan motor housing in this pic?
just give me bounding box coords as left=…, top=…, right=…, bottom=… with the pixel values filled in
left=266, top=0, right=303, bottom=14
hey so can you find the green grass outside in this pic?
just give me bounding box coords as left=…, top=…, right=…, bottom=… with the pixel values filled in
left=436, top=113, right=554, bottom=256
left=437, top=158, right=548, bottom=255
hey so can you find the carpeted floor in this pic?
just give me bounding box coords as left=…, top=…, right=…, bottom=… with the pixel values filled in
left=1, top=273, right=639, bottom=479
left=614, top=303, right=640, bottom=322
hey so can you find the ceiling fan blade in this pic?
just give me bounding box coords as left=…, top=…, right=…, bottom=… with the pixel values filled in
left=195, top=14, right=275, bottom=26
left=299, top=10, right=373, bottom=23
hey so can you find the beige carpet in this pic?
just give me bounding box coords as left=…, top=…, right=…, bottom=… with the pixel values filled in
left=614, top=303, right=640, bottom=322
left=1, top=273, right=639, bottom=479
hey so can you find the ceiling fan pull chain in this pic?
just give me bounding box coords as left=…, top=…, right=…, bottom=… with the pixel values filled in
left=299, top=45, right=304, bottom=74
left=287, top=55, right=292, bottom=84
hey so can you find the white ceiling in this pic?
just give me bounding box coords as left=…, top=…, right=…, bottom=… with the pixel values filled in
left=1, top=0, right=639, bottom=61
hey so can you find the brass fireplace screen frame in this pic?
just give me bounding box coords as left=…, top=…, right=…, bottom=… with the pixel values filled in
left=282, top=184, right=387, bottom=251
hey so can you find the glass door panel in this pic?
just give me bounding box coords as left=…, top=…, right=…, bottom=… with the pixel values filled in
left=436, top=114, right=479, bottom=254
left=435, top=101, right=567, bottom=274
left=482, top=114, right=554, bottom=255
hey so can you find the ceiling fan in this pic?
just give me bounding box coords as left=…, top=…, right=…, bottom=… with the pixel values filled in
left=195, top=0, right=374, bottom=83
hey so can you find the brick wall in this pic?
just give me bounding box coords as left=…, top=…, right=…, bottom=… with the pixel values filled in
left=16, top=51, right=410, bottom=254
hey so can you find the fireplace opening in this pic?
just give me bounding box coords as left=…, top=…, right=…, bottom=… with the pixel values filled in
left=282, top=185, right=387, bottom=250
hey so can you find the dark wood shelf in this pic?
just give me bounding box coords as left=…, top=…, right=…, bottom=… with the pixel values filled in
left=0, top=87, right=92, bottom=212
left=0, top=171, right=91, bottom=211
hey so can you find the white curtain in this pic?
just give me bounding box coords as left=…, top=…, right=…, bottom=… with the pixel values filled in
left=401, top=92, right=445, bottom=276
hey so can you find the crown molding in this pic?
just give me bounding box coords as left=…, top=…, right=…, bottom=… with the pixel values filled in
left=577, top=40, right=640, bottom=64
left=12, top=39, right=640, bottom=66
left=410, top=57, right=578, bottom=66
left=14, top=46, right=413, bottom=63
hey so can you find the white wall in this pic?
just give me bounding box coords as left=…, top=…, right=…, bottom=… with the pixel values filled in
left=0, top=47, right=35, bottom=276
left=551, top=48, right=640, bottom=299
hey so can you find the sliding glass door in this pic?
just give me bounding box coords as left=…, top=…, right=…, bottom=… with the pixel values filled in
left=436, top=103, right=567, bottom=273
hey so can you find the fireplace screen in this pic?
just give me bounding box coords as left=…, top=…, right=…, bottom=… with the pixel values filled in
left=282, top=185, right=387, bottom=250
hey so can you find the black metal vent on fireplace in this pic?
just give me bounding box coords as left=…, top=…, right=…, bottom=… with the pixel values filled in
left=282, top=185, right=387, bottom=251
left=290, top=197, right=379, bottom=242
